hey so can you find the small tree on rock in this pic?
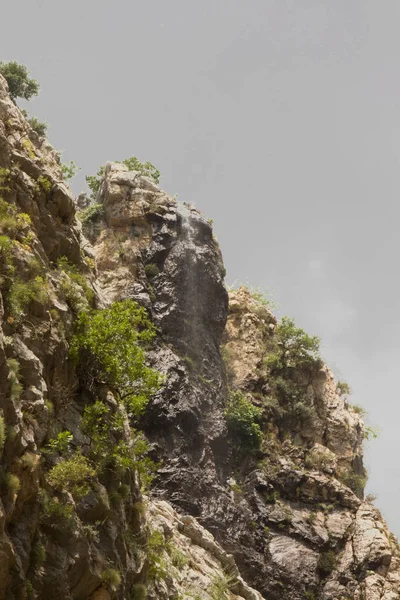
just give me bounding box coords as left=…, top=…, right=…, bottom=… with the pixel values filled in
left=0, top=61, right=39, bottom=102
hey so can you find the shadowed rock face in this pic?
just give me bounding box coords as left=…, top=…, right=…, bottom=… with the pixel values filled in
left=96, top=164, right=230, bottom=515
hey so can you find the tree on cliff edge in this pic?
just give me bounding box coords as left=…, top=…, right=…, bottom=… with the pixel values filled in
left=0, top=61, right=39, bottom=102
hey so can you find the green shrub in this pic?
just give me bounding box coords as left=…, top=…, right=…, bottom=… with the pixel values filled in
left=225, top=391, right=262, bottom=450
left=43, top=431, right=73, bottom=455
left=27, top=256, right=44, bottom=276
left=82, top=523, right=100, bottom=543
left=229, top=481, right=242, bottom=494
left=170, top=545, right=188, bottom=569
left=0, top=169, right=11, bottom=192
left=0, top=62, right=39, bottom=102
left=25, top=581, right=34, bottom=599
left=349, top=403, right=366, bottom=416
left=144, top=263, right=159, bottom=278
left=70, top=299, right=160, bottom=415
left=336, top=381, right=351, bottom=396
left=20, top=452, right=37, bottom=471
left=209, top=572, right=237, bottom=599
left=130, top=584, right=147, bottom=600
left=122, top=157, right=160, bottom=183
left=86, top=166, right=105, bottom=199
left=0, top=416, right=5, bottom=457
left=0, top=215, right=18, bottom=236
left=220, top=345, right=236, bottom=385
left=1, top=472, right=21, bottom=496
left=45, top=399, right=54, bottom=415
left=61, top=160, right=80, bottom=181
left=100, top=568, right=121, bottom=591
left=31, top=542, right=46, bottom=568
left=57, top=256, right=93, bottom=311
left=21, top=230, right=35, bottom=247
left=82, top=400, right=156, bottom=486
left=47, top=453, right=96, bottom=500
left=36, top=175, right=52, bottom=194
left=133, top=500, right=147, bottom=519
left=248, top=285, right=278, bottom=310
left=77, top=202, right=104, bottom=225
left=147, top=529, right=170, bottom=582
left=339, top=469, right=367, bottom=498
left=0, top=197, right=31, bottom=238
left=265, top=316, right=320, bottom=371
left=21, top=138, right=36, bottom=159
left=307, top=511, right=317, bottom=525
left=27, top=116, right=47, bottom=136
left=317, top=550, right=337, bottom=576
left=118, top=483, right=130, bottom=499
left=38, top=488, right=74, bottom=528
left=59, top=272, right=89, bottom=313
left=263, top=489, right=279, bottom=504
left=83, top=401, right=130, bottom=469
left=7, top=358, right=22, bottom=401
left=364, top=424, right=380, bottom=440
left=0, top=235, right=13, bottom=273
left=260, top=317, right=321, bottom=434
left=8, top=276, right=48, bottom=321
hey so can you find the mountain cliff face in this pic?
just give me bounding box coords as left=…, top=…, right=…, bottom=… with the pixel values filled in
left=0, top=72, right=399, bottom=600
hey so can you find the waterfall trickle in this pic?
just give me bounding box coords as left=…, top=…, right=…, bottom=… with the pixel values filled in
left=177, top=202, right=201, bottom=356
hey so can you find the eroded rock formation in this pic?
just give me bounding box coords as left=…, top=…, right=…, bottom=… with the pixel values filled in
left=0, top=72, right=399, bottom=600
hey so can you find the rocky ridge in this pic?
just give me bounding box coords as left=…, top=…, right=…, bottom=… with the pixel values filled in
left=0, top=71, right=399, bottom=600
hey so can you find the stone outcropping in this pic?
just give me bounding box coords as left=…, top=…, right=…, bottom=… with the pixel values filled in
left=0, top=70, right=400, bottom=600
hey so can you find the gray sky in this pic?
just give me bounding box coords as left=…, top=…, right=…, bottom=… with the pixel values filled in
left=3, top=0, right=399, bottom=534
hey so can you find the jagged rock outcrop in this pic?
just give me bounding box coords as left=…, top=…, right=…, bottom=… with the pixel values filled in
left=147, top=499, right=264, bottom=600
left=88, top=161, right=400, bottom=600
left=1, top=69, right=400, bottom=600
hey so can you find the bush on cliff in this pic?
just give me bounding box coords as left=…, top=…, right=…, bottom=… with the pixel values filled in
left=21, top=112, right=47, bottom=136
left=225, top=391, right=262, bottom=451
left=47, top=453, right=96, bottom=500
left=263, top=317, right=321, bottom=433
left=70, top=299, right=161, bottom=416
left=265, top=316, right=321, bottom=371
left=82, top=399, right=156, bottom=486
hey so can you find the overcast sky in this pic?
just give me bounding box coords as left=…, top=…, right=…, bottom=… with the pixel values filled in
left=2, top=0, right=399, bottom=535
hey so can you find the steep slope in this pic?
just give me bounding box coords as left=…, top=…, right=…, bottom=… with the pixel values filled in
left=1, top=70, right=400, bottom=600
left=0, top=74, right=266, bottom=600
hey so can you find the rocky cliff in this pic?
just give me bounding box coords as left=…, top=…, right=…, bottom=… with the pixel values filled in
left=0, top=72, right=399, bottom=600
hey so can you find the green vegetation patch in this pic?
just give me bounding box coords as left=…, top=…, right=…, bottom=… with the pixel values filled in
left=70, top=299, right=160, bottom=415
left=47, top=453, right=96, bottom=500
left=225, top=390, right=262, bottom=451
left=0, top=61, right=39, bottom=102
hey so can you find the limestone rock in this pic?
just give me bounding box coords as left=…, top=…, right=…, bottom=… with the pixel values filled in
left=1, top=69, right=400, bottom=600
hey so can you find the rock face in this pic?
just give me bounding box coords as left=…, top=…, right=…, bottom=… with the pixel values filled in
left=0, top=74, right=147, bottom=599
left=146, top=499, right=264, bottom=600
left=0, top=71, right=400, bottom=600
